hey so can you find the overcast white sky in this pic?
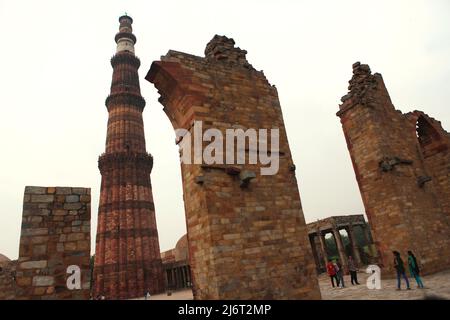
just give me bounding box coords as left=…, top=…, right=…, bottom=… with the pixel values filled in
left=0, top=0, right=449, bottom=259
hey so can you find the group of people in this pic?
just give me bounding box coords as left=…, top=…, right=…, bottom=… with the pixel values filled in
left=393, top=250, right=424, bottom=290
left=326, top=256, right=359, bottom=288
left=326, top=250, right=425, bottom=290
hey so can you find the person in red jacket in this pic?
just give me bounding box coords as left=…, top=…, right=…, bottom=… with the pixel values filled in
left=326, top=259, right=338, bottom=288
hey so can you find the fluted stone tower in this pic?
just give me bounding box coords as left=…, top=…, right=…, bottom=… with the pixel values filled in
left=93, top=15, right=164, bottom=299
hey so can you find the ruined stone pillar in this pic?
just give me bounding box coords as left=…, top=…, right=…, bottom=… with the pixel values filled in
left=309, top=234, right=321, bottom=273
left=347, top=225, right=362, bottom=266
left=180, top=267, right=186, bottom=288
left=332, top=229, right=348, bottom=274
left=146, top=35, right=321, bottom=299
left=361, top=225, right=371, bottom=246
left=337, top=62, right=450, bottom=275
left=170, top=268, right=175, bottom=289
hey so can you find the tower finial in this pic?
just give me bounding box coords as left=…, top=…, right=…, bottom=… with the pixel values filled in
left=116, top=14, right=135, bottom=54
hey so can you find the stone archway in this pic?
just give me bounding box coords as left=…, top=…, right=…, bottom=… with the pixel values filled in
left=145, top=35, right=321, bottom=299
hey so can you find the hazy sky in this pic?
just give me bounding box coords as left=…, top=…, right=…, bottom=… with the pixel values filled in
left=0, top=0, right=449, bottom=259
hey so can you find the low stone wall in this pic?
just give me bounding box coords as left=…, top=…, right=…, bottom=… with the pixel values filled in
left=15, top=186, right=91, bottom=299
left=0, top=260, right=17, bottom=300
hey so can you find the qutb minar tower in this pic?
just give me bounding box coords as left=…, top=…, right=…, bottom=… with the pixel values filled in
left=93, top=15, right=164, bottom=299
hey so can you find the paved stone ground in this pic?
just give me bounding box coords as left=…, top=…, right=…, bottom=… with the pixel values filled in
left=319, top=269, right=450, bottom=300
left=136, top=269, right=450, bottom=300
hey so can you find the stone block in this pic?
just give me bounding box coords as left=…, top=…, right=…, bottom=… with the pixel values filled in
left=32, top=245, right=47, bottom=256
left=72, top=188, right=87, bottom=195
left=25, top=186, right=46, bottom=194
left=32, top=276, right=54, bottom=287
left=20, top=260, right=47, bottom=269
left=65, top=195, right=80, bottom=203
left=30, top=195, right=54, bottom=203
left=64, top=203, right=82, bottom=210
left=55, top=187, right=72, bottom=195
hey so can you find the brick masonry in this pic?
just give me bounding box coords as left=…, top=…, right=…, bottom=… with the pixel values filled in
left=15, top=186, right=91, bottom=299
left=0, top=260, right=16, bottom=300
left=337, top=62, right=450, bottom=276
left=146, top=35, right=321, bottom=299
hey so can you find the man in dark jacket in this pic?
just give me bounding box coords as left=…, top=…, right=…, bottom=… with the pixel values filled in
left=393, top=251, right=410, bottom=290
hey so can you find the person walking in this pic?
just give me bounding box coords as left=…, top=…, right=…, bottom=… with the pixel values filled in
left=348, top=255, right=360, bottom=285
left=408, top=251, right=424, bottom=289
left=393, top=251, right=410, bottom=290
left=335, top=258, right=345, bottom=288
left=326, top=259, right=338, bottom=288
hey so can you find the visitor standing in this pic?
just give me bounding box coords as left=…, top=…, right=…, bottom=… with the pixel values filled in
left=335, top=259, right=345, bottom=288
left=393, top=251, right=410, bottom=290
left=348, top=255, right=360, bottom=285
left=408, top=250, right=424, bottom=288
left=326, top=259, right=338, bottom=288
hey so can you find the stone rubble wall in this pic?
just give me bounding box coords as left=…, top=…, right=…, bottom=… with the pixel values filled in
left=15, top=186, right=91, bottom=299
left=0, top=260, right=17, bottom=300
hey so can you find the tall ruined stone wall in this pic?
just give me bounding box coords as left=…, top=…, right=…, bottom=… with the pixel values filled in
left=146, top=35, right=321, bottom=299
left=337, top=62, right=450, bottom=275
left=15, top=186, right=91, bottom=299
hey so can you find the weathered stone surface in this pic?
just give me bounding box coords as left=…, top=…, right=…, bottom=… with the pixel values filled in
left=72, top=188, right=87, bottom=195
left=25, top=186, right=46, bottom=194
left=30, top=195, right=54, bottom=203
left=146, top=34, right=321, bottom=299
left=55, top=187, right=72, bottom=195
left=64, top=203, right=82, bottom=210
left=337, top=63, right=450, bottom=275
left=15, top=186, right=91, bottom=300
left=32, top=276, right=54, bottom=287
left=65, top=195, right=79, bottom=203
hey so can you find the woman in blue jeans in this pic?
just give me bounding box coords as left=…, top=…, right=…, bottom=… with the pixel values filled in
left=408, top=250, right=424, bottom=288
left=393, top=251, right=410, bottom=290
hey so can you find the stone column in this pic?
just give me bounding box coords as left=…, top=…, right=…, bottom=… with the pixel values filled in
left=309, top=234, right=321, bottom=272
left=347, top=225, right=362, bottom=266
left=176, top=268, right=181, bottom=289
left=187, top=266, right=192, bottom=286
left=182, top=267, right=186, bottom=287
left=318, top=231, right=329, bottom=267
left=333, top=228, right=348, bottom=274
left=362, top=224, right=372, bottom=245
left=165, top=269, right=170, bottom=290
left=171, top=268, right=176, bottom=289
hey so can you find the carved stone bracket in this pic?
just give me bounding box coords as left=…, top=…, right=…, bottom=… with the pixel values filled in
left=379, top=156, right=413, bottom=172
